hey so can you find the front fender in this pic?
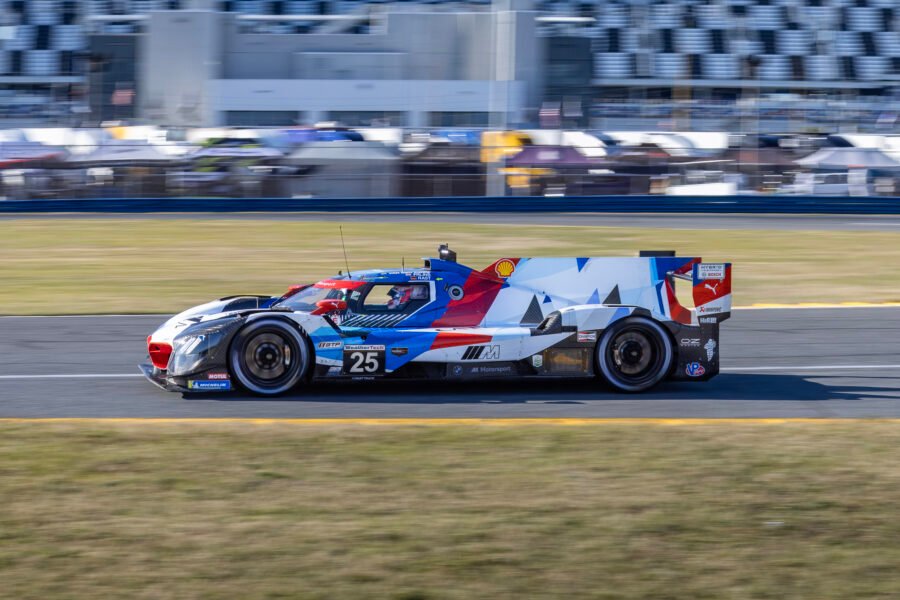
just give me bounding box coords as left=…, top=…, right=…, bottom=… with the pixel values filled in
left=149, top=295, right=277, bottom=346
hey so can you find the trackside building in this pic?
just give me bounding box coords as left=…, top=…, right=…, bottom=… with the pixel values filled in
left=127, top=0, right=544, bottom=128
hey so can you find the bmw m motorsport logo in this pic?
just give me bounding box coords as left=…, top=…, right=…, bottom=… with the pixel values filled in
left=461, top=345, right=500, bottom=360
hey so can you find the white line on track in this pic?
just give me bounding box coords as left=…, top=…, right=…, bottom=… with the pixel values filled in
left=722, top=365, right=900, bottom=372
left=0, top=365, right=898, bottom=380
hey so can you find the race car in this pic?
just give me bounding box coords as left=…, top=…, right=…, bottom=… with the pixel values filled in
left=141, top=245, right=732, bottom=395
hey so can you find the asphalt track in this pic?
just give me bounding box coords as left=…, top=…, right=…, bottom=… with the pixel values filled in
left=5, top=211, right=900, bottom=231
left=1, top=307, right=899, bottom=418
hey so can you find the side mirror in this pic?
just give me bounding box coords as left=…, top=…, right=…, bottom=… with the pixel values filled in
left=311, top=299, right=347, bottom=315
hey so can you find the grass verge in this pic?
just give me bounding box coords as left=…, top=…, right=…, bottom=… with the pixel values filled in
left=1, top=422, right=899, bottom=599
left=2, top=218, right=900, bottom=314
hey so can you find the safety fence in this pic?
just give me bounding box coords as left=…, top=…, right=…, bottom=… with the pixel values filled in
left=2, top=195, right=900, bottom=214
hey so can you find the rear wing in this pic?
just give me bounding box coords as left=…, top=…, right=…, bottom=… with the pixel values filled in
left=657, top=256, right=732, bottom=325
left=692, top=262, right=732, bottom=322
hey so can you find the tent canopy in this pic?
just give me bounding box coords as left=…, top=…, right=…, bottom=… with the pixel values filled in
left=0, top=141, right=66, bottom=169
left=283, top=141, right=399, bottom=165
left=722, top=147, right=810, bottom=167
left=506, top=146, right=604, bottom=167
left=189, top=146, right=284, bottom=160
left=794, top=147, right=900, bottom=169
left=405, top=144, right=482, bottom=163
left=64, top=140, right=182, bottom=168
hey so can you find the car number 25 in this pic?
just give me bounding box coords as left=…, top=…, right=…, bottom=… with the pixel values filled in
left=342, top=345, right=386, bottom=375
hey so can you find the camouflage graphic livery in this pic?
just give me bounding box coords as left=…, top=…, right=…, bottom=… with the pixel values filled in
left=141, top=246, right=732, bottom=395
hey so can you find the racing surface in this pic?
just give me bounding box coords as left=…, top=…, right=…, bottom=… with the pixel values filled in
left=5, top=212, right=900, bottom=231
left=1, top=307, right=899, bottom=418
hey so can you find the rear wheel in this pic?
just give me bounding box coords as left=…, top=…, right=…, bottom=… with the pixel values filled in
left=596, top=317, right=673, bottom=393
left=229, top=319, right=309, bottom=396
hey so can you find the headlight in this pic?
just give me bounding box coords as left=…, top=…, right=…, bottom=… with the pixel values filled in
left=169, top=318, right=241, bottom=376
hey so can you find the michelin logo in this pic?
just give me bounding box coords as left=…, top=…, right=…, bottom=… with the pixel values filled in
left=704, top=339, right=717, bottom=361
left=188, top=380, right=231, bottom=391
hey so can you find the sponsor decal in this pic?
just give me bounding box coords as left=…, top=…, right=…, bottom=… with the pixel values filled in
left=699, top=317, right=718, bottom=324
left=207, top=372, right=229, bottom=380
left=391, top=347, right=409, bottom=356
left=704, top=339, right=717, bottom=361
left=316, top=279, right=365, bottom=289
left=696, top=305, right=723, bottom=315
left=680, top=338, right=700, bottom=347
left=531, top=354, right=543, bottom=369
left=449, top=364, right=515, bottom=377
left=470, top=365, right=513, bottom=375
left=703, top=282, right=721, bottom=296
left=685, top=362, right=706, bottom=377
left=188, top=380, right=231, bottom=391
left=343, top=346, right=386, bottom=375
left=409, top=271, right=431, bottom=281
left=576, top=331, right=598, bottom=343
left=494, top=259, right=516, bottom=278
left=317, top=341, right=342, bottom=350
left=698, top=263, right=726, bottom=281
left=461, top=345, right=501, bottom=360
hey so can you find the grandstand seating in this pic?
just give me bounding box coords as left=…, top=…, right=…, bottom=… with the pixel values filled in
left=0, top=0, right=897, bottom=92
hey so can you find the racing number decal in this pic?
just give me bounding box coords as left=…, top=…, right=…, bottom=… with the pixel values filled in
left=343, top=345, right=386, bottom=375
left=348, top=351, right=379, bottom=373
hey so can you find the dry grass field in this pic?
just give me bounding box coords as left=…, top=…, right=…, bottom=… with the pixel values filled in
left=2, top=218, right=900, bottom=313
left=1, top=421, right=899, bottom=599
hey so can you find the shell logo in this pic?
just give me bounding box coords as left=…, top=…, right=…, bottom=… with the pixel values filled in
left=495, top=259, right=516, bottom=278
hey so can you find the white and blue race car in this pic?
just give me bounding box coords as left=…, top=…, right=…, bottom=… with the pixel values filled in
left=142, top=246, right=732, bottom=395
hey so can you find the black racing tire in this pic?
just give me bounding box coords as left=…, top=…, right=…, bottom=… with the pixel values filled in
left=228, top=318, right=310, bottom=396
left=596, top=317, right=674, bottom=393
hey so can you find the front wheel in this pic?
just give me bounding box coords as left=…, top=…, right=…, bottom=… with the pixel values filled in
left=596, top=317, right=673, bottom=393
left=229, top=319, right=310, bottom=396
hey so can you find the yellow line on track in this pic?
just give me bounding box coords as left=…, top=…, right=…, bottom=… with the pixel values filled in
left=737, top=302, right=900, bottom=309
left=1, top=418, right=899, bottom=425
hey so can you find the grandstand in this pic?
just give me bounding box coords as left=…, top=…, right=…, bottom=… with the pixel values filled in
left=0, top=0, right=898, bottom=128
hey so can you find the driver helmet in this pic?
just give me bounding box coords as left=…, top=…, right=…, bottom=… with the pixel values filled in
left=387, top=285, right=414, bottom=309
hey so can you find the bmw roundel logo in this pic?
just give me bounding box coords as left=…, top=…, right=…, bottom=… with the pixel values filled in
left=448, top=285, right=464, bottom=301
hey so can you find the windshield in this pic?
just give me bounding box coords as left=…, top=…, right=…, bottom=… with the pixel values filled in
left=274, top=284, right=354, bottom=312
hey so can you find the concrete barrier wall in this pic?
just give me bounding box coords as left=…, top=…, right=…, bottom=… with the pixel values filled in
left=2, top=195, right=900, bottom=215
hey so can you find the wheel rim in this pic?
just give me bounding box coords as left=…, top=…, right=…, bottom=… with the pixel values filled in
left=602, top=322, right=670, bottom=389
left=243, top=332, right=293, bottom=381
left=611, top=331, right=653, bottom=376
left=234, top=325, right=305, bottom=392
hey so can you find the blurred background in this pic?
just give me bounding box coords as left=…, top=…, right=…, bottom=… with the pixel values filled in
left=3, top=5, right=900, bottom=597
left=0, top=0, right=898, bottom=201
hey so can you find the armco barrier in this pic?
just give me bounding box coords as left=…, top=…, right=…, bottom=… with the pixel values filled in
left=1, top=195, right=900, bottom=214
